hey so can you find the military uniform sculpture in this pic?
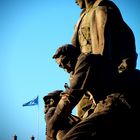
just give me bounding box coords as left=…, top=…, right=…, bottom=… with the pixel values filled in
left=44, top=0, right=139, bottom=139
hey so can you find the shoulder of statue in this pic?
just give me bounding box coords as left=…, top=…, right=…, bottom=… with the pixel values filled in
left=90, top=0, right=106, bottom=13
left=93, top=0, right=104, bottom=8
left=98, top=0, right=118, bottom=9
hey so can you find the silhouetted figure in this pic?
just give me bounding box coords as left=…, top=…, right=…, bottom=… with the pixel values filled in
left=53, top=0, right=137, bottom=102
left=43, top=90, right=81, bottom=140
left=47, top=0, right=139, bottom=139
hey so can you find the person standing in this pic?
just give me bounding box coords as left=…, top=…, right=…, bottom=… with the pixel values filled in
left=51, top=0, right=138, bottom=139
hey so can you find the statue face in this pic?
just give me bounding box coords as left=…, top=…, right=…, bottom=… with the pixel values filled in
left=75, top=0, right=86, bottom=9
left=44, top=98, right=55, bottom=113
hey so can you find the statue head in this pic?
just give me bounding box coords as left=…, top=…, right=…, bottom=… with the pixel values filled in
left=43, top=90, right=63, bottom=113
left=53, top=44, right=80, bottom=73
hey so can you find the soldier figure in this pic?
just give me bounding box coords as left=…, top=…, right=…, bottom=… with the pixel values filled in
left=46, top=0, right=138, bottom=139
left=44, top=90, right=81, bottom=140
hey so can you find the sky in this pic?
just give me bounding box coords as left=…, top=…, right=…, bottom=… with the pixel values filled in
left=0, top=0, right=140, bottom=140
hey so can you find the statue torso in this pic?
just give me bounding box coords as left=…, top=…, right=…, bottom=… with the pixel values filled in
left=78, top=8, right=93, bottom=54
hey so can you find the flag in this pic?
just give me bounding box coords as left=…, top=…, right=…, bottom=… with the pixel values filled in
left=22, top=96, right=39, bottom=107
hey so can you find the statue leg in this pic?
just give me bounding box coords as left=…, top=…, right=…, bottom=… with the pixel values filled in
left=62, top=93, right=133, bottom=140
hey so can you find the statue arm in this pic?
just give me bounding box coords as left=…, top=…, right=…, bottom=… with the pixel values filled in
left=53, top=89, right=85, bottom=118
left=91, top=6, right=107, bottom=55
left=46, top=97, right=71, bottom=140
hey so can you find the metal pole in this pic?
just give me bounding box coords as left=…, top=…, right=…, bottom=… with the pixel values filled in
left=13, top=135, right=17, bottom=140
left=37, top=101, right=39, bottom=140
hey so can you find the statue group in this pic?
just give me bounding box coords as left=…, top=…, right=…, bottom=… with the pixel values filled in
left=44, top=0, right=139, bottom=139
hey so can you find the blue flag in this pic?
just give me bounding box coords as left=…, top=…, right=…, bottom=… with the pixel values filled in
left=22, top=96, right=39, bottom=107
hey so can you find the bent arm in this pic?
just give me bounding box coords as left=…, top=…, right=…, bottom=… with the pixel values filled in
left=91, top=6, right=107, bottom=55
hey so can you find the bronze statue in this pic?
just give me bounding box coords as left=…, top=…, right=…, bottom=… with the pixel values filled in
left=44, top=90, right=81, bottom=140
left=53, top=44, right=95, bottom=119
left=53, top=0, right=137, bottom=101
left=44, top=0, right=139, bottom=139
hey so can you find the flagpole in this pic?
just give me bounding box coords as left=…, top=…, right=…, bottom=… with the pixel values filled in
left=22, top=96, right=39, bottom=140
left=37, top=96, right=39, bottom=140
